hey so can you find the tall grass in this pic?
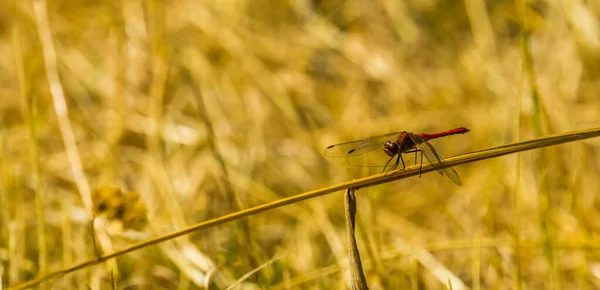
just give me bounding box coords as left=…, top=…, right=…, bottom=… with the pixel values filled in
left=2, top=0, right=600, bottom=289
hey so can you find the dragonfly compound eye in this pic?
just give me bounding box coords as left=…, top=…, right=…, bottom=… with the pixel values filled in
left=384, top=141, right=399, bottom=156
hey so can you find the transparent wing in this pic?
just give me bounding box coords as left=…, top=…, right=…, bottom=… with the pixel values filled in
left=324, top=132, right=399, bottom=157
left=409, top=133, right=462, bottom=186
left=324, top=132, right=400, bottom=167
left=346, top=147, right=396, bottom=167
left=324, top=140, right=369, bottom=158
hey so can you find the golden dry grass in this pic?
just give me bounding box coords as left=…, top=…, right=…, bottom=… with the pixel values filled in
left=2, top=0, right=600, bottom=289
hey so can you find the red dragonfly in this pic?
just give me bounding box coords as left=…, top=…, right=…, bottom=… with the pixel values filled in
left=324, top=127, right=470, bottom=185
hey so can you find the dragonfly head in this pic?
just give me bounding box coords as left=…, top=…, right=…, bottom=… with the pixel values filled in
left=384, top=141, right=399, bottom=157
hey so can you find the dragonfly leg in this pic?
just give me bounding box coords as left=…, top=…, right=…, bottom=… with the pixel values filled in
left=404, top=148, right=423, bottom=178
left=382, top=154, right=405, bottom=174
left=382, top=156, right=395, bottom=173
left=419, top=150, right=423, bottom=178
left=399, top=154, right=406, bottom=171
left=414, top=149, right=418, bottom=166
left=390, top=154, right=400, bottom=171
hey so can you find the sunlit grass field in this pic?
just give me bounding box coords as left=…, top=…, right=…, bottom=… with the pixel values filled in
left=2, top=0, right=600, bottom=289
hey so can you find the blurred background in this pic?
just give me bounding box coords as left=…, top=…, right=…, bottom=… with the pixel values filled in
left=1, top=0, right=600, bottom=289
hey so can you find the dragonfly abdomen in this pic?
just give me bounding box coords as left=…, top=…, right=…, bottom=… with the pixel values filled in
left=419, top=127, right=470, bottom=141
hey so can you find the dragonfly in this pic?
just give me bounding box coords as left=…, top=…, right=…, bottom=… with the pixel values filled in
left=324, top=127, right=470, bottom=185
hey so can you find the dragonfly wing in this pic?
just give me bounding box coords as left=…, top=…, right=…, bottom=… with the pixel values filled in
left=324, top=132, right=400, bottom=167
left=442, top=166, right=462, bottom=186
left=346, top=147, right=396, bottom=167
left=324, top=139, right=369, bottom=158
left=409, top=134, right=462, bottom=186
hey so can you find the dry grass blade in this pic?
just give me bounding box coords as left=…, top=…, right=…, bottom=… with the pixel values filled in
left=344, top=188, right=369, bottom=290
left=9, top=126, right=600, bottom=290
left=33, top=0, right=92, bottom=211
left=224, top=255, right=281, bottom=290
left=409, top=247, right=465, bottom=290
left=13, top=13, right=48, bottom=284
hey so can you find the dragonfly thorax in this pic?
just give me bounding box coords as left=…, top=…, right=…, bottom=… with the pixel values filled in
left=396, top=132, right=416, bottom=152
